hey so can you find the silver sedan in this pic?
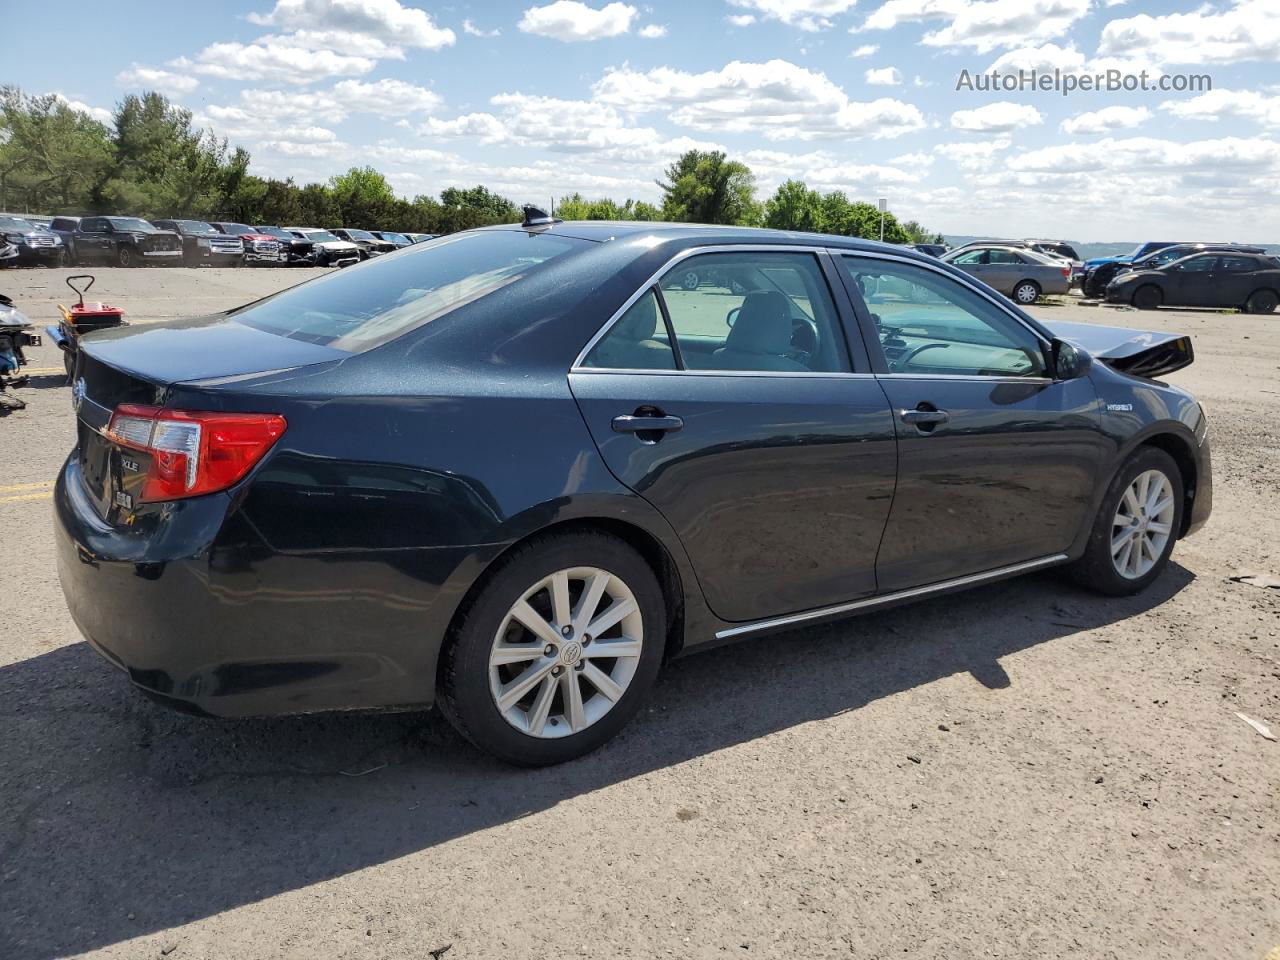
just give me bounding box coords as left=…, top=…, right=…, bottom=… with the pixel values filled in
left=941, top=244, right=1071, bottom=305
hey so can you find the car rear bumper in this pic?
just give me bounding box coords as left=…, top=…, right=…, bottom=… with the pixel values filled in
left=1186, top=430, right=1212, bottom=537
left=54, top=454, right=467, bottom=717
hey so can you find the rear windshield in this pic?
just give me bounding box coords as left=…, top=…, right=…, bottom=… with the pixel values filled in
left=232, top=230, right=590, bottom=352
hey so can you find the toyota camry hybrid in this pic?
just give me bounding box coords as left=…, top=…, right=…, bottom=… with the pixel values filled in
left=54, top=216, right=1212, bottom=765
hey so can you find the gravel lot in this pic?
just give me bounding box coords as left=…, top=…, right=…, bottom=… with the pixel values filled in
left=1, top=267, right=1276, bottom=960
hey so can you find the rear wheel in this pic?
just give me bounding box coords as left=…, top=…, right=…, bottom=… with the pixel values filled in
left=1132, top=285, right=1162, bottom=310
left=1012, top=280, right=1040, bottom=305
left=438, top=531, right=665, bottom=766
left=1245, top=289, right=1278, bottom=314
left=116, top=245, right=135, bottom=268
left=1066, top=447, right=1183, bottom=596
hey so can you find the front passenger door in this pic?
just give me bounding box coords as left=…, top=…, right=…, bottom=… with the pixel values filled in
left=839, top=255, right=1107, bottom=591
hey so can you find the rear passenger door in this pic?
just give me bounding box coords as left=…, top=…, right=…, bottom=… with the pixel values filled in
left=570, top=248, right=898, bottom=624
left=983, top=249, right=1025, bottom=294
left=1216, top=255, right=1262, bottom=306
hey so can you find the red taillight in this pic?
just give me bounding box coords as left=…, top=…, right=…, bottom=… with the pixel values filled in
left=106, top=404, right=286, bottom=502
left=1062, top=267, right=1071, bottom=280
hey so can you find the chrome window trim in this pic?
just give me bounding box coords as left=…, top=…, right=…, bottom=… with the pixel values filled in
left=570, top=367, right=878, bottom=380
left=570, top=243, right=842, bottom=372
left=714, top=553, right=1069, bottom=640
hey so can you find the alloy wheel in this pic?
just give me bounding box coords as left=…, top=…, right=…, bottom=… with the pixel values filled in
left=1110, top=469, right=1175, bottom=579
left=488, top=566, right=644, bottom=739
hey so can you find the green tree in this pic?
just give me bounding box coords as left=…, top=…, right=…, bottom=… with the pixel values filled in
left=658, top=150, right=759, bottom=225
left=328, top=166, right=397, bottom=228
left=763, top=179, right=824, bottom=232
left=0, top=87, right=111, bottom=213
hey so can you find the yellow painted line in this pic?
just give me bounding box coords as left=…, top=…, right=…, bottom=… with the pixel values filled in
left=23, top=368, right=66, bottom=376
left=0, top=491, right=52, bottom=504
left=0, top=480, right=54, bottom=493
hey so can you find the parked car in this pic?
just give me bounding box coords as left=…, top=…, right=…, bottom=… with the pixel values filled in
left=1081, top=242, right=1184, bottom=296
left=49, top=216, right=182, bottom=267
left=284, top=227, right=360, bottom=267
left=150, top=219, right=245, bottom=267
left=372, top=230, right=412, bottom=249
left=1084, top=243, right=1266, bottom=298
left=330, top=228, right=396, bottom=259
left=209, top=223, right=285, bottom=265
left=1106, top=251, right=1280, bottom=313
left=405, top=233, right=437, bottom=244
left=0, top=215, right=64, bottom=267
left=940, top=244, right=1071, bottom=304
left=254, top=226, right=318, bottom=266
left=904, top=242, right=947, bottom=257
left=53, top=220, right=1211, bottom=765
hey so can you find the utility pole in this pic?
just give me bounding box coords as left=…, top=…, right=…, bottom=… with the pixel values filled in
left=878, top=197, right=887, bottom=243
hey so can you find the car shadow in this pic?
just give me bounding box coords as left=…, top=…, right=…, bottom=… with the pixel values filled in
left=0, top=564, right=1193, bottom=959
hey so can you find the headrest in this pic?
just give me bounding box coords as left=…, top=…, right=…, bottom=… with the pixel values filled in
left=725, top=291, right=791, bottom=354
left=614, top=294, right=658, bottom=341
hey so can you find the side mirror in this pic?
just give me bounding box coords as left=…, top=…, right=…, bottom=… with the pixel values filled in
left=1050, top=338, right=1091, bottom=380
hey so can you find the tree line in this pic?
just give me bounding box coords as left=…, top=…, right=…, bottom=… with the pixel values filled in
left=0, top=87, right=940, bottom=243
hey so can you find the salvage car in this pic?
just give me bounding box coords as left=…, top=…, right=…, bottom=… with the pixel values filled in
left=1084, top=243, right=1266, bottom=298
left=54, top=220, right=1211, bottom=765
left=209, top=223, right=284, bottom=265
left=1106, top=251, right=1280, bottom=312
left=150, top=219, right=245, bottom=267
left=49, top=216, right=182, bottom=267
left=940, top=244, right=1071, bottom=304
left=0, top=214, right=64, bottom=267
left=254, top=225, right=318, bottom=266
left=372, top=230, right=413, bottom=249
left=405, top=233, right=437, bottom=244
left=284, top=227, right=360, bottom=267
left=330, top=227, right=396, bottom=259
left=1081, top=242, right=1183, bottom=296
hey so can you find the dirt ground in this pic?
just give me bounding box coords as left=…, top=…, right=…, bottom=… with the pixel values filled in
left=0, top=267, right=1276, bottom=960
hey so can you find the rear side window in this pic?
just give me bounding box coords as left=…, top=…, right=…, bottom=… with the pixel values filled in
left=987, top=250, right=1023, bottom=264
left=1218, top=256, right=1256, bottom=271
left=581, top=290, right=676, bottom=370
left=233, top=231, right=589, bottom=352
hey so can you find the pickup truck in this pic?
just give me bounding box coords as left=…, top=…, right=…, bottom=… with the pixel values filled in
left=48, top=216, right=183, bottom=267
left=151, top=219, right=245, bottom=267
left=0, top=215, right=65, bottom=267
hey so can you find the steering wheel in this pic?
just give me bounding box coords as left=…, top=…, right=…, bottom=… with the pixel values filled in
left=897, top=342, right=949, bottom=371
left=788, top=316, right=818, bottom=365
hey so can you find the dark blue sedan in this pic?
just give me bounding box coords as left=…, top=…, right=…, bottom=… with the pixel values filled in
left=54, top=216, right=1212, bottom=765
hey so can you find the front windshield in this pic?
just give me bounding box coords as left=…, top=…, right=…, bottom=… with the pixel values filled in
left=345, top=229, right=377, bottom=241
left=219, top=223, right=254, bottom=235
left=110, top=218, right=157, bottom=233
left=0, top=216, right=36, bottom=232
left=380, top=232, right=409, bottom=244
left=175, top=220, right=216, bottom=234
left=233, top=230, right=589, bottom=352
left=305, top=230, right=339, bottom=242
left=257, top=226, right=292, bottom=240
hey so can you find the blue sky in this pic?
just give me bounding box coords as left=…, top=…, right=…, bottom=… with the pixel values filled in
left=8, top=0, right=1280, bottom=240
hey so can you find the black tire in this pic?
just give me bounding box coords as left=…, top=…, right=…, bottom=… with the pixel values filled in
left=1065, top=446, right=1184, bottom=597
left=63, top=349, right=75, bottom=381
left=1132, top=285, right=1162, bottom=310
left=116, top=245, right=135, bottom=268
left=1245, top=288, right=1278, bottom=314
left=438, top=530, right=666, bottom=766
left=58, top=247, right=73, bottom=267
left=1012, top=279, right=1041, bottom=305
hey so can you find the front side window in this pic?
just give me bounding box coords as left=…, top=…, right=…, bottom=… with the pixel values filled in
left=233, top=230, right=589, bottom=352
left=80, top=218, right=106, bottom=233
left=581, top=290, right=676, bottom=370
left=657, top=252, right=849, bottom=373
left=1175, top=256, right=1216, bottom=272
left=842, top=256, right=1047, bottom=378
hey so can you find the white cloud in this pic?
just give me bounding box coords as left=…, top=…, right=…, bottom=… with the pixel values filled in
left=727, top=13, right=756, bottom=25
left=639, top=23, right=668, bottom=38
left=247, top=0, right=456, bottom=50
left=52, top=94, right=113, bottom=125
left=850, top=44, right=879, bottom=57
left=934, top=138, right=1011, bottom=170
left=331, top=78, right=443, bottom=116
left=518, top=1, right=637, bottom=41
left=462, top=19, right=501, bottom=37
left=1162, top=89, right=1280, bottom=127
left=174, top=42, right=375, bottom=82
left=1098, top=0, right=1280, bottom=66
left=115, top=63, right=199, bottom=95
left=256, top=138, right=350, bottom=158
left=987, top=42, right=1085, bottom=74
left=950, top=101, right=1042, bottom=132
left=1007, top=136, right=1280, bottom=176
left=865, top=67, right=902, bottom=86
left=861, top=0, right=1091, bottom=53
left=593, top=60, right=926, bottom=141
left=727, top=0, right=859, bottom=31
left=256, top=29, right=406, bottom=59
left=1060, top=105, right=1151, bottom=134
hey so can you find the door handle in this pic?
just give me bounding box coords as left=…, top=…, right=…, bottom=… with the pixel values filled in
left=899, top=408, right=950, bottom=426
left=611, top=414, right=684, bottom=434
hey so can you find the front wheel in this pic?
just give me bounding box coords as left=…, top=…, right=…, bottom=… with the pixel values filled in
left=116, top=245, right=135, bottom=268
left=1066, top=447, right=1184, bottom=596
left=438, top=531, right=665, bottom=766
left=1132, top=285, right=1162, bottom=310
left=1012, top=280, right=1040, bottom=305
left=1245, top=289, right=1278, bottom=314
left=58, top=248, right=73, bottom=267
